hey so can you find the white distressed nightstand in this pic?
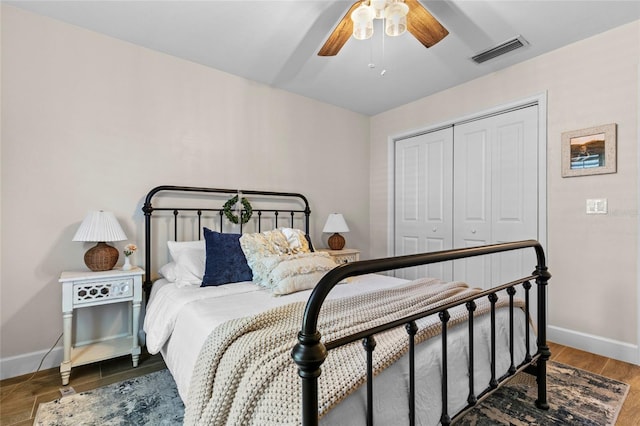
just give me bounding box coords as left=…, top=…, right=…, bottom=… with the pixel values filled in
left=59, top=267, right=144, bottom=385
left=318, top=248, right=360, bottom=264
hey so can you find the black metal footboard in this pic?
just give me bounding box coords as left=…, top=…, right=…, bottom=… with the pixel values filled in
left=292, top=240, right=551, bottom=425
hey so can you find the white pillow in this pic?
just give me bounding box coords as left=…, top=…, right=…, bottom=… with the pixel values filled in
left=158, top=262, right=177, bottom=282
left=167, top=239, right=205, bottom=260
left=166, top=240, right=205, bottom=287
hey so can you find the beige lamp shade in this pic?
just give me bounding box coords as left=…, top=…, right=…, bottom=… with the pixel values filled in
left=73, top=211, right=127, bottom=271
left=323, top=213, right=349, bottom=250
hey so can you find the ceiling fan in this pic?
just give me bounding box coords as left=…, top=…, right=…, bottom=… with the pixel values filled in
left=318, top=0, right=448, bottom=56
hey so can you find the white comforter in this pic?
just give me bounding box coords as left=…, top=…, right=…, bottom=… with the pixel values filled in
left=144, top=275, right=409, bottom=396
left=144, top=275, right=536, bottom=425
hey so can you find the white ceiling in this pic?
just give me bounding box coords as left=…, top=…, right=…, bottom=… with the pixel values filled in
left=7, top=0, right=640, bottom=116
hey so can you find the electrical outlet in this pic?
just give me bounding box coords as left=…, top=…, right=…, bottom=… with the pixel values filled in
left=586, top=199, right=607, bottom=214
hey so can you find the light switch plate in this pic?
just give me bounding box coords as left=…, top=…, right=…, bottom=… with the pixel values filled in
left=586, top=198, right=607, bottom=214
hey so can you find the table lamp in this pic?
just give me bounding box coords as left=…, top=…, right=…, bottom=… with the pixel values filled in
left=73, top=211, right=127, bottom=271
left=322, top=213, right=349, bottom=250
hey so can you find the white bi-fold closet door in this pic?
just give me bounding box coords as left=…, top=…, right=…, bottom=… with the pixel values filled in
left=395, top=126, right=454, bottom=281
left=395, top=105, right=539, bottom=290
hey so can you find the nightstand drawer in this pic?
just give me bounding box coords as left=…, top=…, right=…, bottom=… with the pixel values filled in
left=318, top=248, right=360, bottom=264
left=335, top=252, right=359, bottom=263
left=73, top=278, right=134, bottom=305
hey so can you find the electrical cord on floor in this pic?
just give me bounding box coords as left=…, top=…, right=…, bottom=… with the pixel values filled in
left=0, top=332, right=63, bottom=403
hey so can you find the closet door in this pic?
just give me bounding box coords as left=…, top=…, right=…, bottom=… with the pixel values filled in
left=453, top=106, right=538, bottom=289
left=395, top=128, right=453, bottom=280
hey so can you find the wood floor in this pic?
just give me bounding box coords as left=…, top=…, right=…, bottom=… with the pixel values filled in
left=1, top=343, right=639, bottom=425
left=0, top=352, right=166, bottom=426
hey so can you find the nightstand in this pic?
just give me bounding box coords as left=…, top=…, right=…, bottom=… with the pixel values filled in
left=318, top=248, right=360, bottom=264
left=59, top=267, right=144, bottom=385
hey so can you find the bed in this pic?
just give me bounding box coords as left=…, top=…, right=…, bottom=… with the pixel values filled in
left=141, top=185, right=551, bottom=426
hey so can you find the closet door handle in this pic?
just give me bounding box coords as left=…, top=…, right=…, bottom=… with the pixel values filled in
left=471, top=229, right=477, bottom=234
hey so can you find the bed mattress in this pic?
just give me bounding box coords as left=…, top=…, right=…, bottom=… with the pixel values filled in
left=144, top=274, right=536, bottom=425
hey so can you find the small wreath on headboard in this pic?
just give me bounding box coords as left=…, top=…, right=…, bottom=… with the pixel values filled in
left=223, top=195, right=253, bottom=224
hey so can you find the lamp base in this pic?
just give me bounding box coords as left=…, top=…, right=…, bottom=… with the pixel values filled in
left=84, top=242, right=119, bottom=271
left=327, top=233, right=346, bottom=250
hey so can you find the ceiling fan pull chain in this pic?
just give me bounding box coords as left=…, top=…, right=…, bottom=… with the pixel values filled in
left=381, top=17, right=387, bottom=76
left=369, top=29, right=376, bottom=69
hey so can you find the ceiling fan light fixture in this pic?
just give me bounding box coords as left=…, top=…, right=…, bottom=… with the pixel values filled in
left=317, top=0, right=447, bottom=56
left=351, top=3, right=375, bottom=40
left=385, top=2, right=409, bottom=36
left=370, top=0, right=388, bottom=19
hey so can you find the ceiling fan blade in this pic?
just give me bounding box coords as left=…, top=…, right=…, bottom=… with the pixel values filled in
left=405, top=0, right=449, bottom=48
left=318, top=1, right=361, bottom=56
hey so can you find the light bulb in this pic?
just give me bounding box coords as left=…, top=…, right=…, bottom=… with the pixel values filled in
left=351, top=3, right=375, bottom=40
left=385, top=2, right=409, bottom=37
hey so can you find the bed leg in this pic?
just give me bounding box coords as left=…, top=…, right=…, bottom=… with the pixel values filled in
left=292, top=331, right=327, bottom=426
left=439, top=310, right=451, bottom=425
left=535, top=345, right=551, bottom=410
left=534, top=262, right=551, bottom=411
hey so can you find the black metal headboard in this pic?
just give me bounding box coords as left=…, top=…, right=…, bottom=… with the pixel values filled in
left=141, top=185, right=311, bottom=299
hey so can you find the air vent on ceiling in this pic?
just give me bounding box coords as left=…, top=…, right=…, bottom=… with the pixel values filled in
left=471, top=36, right=528, bottom=64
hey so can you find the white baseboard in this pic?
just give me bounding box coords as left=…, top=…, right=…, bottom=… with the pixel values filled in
left=0, top=346, right=64, bottom=381
left=1, top=330, right=147, bottom=381
left=548, top=325, right=639, bottom=365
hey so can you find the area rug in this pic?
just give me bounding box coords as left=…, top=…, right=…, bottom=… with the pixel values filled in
left=34, top=370, right=184, bottom=425
left=457, top=361, right=629, bottom=425
left=35, top=361, right=628, bottom=425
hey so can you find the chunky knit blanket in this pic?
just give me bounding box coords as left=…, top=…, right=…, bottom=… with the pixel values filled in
left=184, top=277, right=521, bottom=425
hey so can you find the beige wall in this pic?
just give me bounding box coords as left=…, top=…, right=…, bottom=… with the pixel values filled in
left=2, top=5, right=639, bottom=378
left=370, top=21, right=639, bottom=361
left=0, top=5, right=370, bottom=375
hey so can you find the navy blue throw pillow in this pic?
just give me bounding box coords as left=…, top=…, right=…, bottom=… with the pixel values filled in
left=202, top=228, right=253, bottom=286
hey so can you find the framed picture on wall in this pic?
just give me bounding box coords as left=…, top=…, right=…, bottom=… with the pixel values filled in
left=561, top=123, right=617, bottom=177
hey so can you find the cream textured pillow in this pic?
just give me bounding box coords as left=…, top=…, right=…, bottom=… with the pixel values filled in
left=239, top=230, right=291, bottom=285
left=279, top=228, right=311, bottom=254
left=271, top=271, right=329, bottom=296
left=262, top=252, right=339, bottom=295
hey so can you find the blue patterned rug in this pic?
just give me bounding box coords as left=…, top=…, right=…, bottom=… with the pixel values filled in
left=34, top=370, right=184, bottom=425
left=35, top=361, right=627, bottom=425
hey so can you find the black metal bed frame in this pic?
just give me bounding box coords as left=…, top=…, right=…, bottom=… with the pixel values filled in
left=292, top=240, right=550, bottom=425
left=142, top=185, right=311, bottom=299
left=141, top=185, right=550, bottom=425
